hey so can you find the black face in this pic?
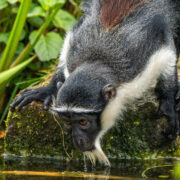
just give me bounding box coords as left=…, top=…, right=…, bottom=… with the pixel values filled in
left=59, top=112, right=101, bottom=152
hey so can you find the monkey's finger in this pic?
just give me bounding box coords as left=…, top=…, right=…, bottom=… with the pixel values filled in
left=12, top=89, right=38, bottom=103
left=20, top=89, right=41, bottom=97
left=21, top=88, right=33, bottom=93
left=10, top=95, right=26, bottom=112
left=43, top=96, right=52, bottom=110
left=18, top=96, right=37, bottom=111
left=10, top=92, right=38, bottom=111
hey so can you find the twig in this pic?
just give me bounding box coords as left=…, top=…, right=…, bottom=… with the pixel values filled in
left=52, top=113, right=72, bottom=160
left=69, top=0, right=78, bottom=7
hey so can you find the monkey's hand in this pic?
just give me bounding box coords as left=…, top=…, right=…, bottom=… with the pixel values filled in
left=158, top=98, right=180, bottom=139
left=10, top=85, right=55, bottom=112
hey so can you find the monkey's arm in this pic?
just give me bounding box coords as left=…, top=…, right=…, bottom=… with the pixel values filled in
left=10, top=67, right=65, bottom=112
left=148, top=15, right=180, bottom=138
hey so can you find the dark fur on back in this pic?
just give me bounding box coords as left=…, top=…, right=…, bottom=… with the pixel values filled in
left=100, top=0, right=145, bottom=29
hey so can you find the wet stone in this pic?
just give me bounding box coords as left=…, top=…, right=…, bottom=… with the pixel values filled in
left=4, top=89, right=180, bottom=160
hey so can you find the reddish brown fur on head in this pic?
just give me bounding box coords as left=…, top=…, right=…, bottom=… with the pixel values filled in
left=100, top=0, right=145, bottom=29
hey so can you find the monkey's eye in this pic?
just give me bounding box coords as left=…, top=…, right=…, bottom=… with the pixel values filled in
left=64, top=120, right=71, bottom=125
left=79, top=120, right=88, bottom=126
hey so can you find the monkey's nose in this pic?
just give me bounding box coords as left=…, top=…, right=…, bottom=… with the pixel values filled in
left=77, top=138, right=85, bottom=147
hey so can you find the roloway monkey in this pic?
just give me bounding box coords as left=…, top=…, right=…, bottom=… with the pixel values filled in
left=11, top=0, right=180, bottom=166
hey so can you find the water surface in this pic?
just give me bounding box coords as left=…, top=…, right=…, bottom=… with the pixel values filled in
left=0, top=154, right=179, bottom=180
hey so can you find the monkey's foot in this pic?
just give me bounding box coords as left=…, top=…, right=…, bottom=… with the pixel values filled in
left=158, top=99, right=180, bottom=139
left=10, top=86, right=54, bottom=112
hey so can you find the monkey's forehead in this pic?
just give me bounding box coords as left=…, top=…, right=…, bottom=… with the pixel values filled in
left=51, top=106, right=102, bottom=114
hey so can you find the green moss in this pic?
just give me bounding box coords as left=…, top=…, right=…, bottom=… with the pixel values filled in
left=5, top=104, right=81, bottom=158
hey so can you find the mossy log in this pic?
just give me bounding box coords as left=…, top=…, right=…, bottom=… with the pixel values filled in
left=4, top=83, right=180, bottom=160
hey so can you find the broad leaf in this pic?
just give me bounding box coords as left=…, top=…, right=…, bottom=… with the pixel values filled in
left=0, top=30, right=26, bottom=44
left=12, top=7, right=19, bottom=14
left=28, top=17, right=44, bottom=27
left=19, top=29, right=26, bottom=41
left=15, top=43, right=24, bottom=55
left=0, top=0, right=8, bottom=10
left=38, top=0, right=66, bottom=11
left=28, top=3, right=46, bottom=17
left=7, top=0, right=19, bottom=4
left=0, top=32, right=10, bottom=44
left=30, top=31, right=63, bottom=61
left=53, top=9, right=76, bottom=31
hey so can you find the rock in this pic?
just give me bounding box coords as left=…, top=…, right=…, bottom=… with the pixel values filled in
left=4, top=86, right=180, bottom=160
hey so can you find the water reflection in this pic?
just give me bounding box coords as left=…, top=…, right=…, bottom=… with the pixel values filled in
left=0, top=155, right=179, bottom=180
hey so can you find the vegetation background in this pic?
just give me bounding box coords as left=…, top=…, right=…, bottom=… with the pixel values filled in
left=0, top=0, right=83, bottom=127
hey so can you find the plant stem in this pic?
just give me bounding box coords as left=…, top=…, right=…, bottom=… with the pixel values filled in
left=0, top=0, right=32, bottom=72
left=0, top=84, right=19, bottom=125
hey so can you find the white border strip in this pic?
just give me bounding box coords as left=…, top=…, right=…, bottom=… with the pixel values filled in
left=51, top=106, right=101, bottom=113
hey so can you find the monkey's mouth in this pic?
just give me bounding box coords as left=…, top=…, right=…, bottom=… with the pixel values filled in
left=75, top=144, right=95, bottom=152
left=82, top=145, right=95, bottom=152
left=73, top=139, right=95, bottom=152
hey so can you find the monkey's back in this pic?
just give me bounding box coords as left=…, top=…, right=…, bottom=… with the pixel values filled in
left=64, top=0, right=178, bottom=83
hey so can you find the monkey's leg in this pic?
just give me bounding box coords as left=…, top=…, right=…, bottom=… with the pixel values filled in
left=10, top=67, right=65, bottom=112
left=155, top=66, right=179, bottom=139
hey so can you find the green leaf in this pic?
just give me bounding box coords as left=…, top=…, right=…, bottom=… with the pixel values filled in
left=19, top=29, right=26, bottom=41
left=29, top=31, right=40, bottom=43
left=53, top=9, right=76, bottom=31
left=7, top=0, right=19, bottom=4
left=0, top=32, right=10, bottom=44
left=12, top=4, right=61, bottom=67
left=30, top=31, right=63, bottom=61
left=12, top=7, right=19, bottom=14
left=15, top=42, right=24, bottom=55
left=28, top=17, right=44, bottom=27
left=0, top=56, right=35, bottom=84
left=38, top=0, right=66, bottom=11
left=0, top=0, right=8, bottom=10
left=0, top=30, right=26, bottom=44
left=28, top=3, right=46, bottom=17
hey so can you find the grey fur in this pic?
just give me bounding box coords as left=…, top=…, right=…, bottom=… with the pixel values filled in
left=55, top=0, right=179, bottom=116
left=62, top=0, right=178, bottom=83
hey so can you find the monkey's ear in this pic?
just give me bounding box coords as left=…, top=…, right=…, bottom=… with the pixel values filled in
left=56, top=81, right=63, bottom=89
left=102, top=84, right=116, bottom=101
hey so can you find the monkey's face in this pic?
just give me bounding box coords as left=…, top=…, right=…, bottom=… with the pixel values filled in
left=60, top=113, right=101, bottom=151
left=52, top=82, right=117, bottom=166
